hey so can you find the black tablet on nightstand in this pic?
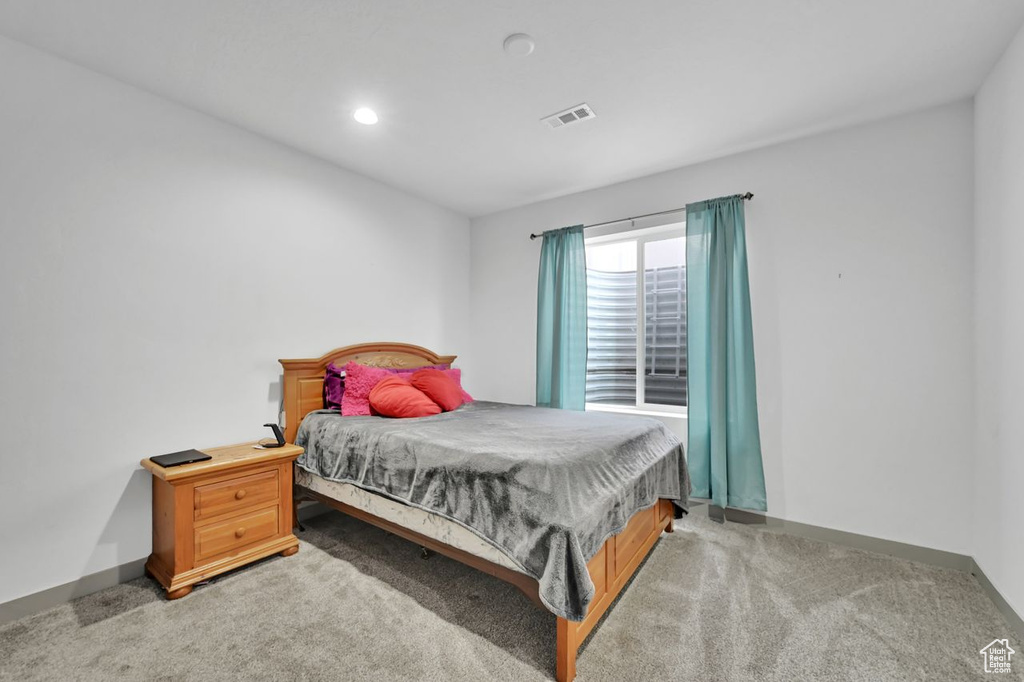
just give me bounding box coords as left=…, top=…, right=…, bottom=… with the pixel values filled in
left=149, top=449, right=211, bottom=468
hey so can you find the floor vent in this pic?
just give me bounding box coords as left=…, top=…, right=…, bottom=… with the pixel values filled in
left=542, top=103, right=597, bottom=129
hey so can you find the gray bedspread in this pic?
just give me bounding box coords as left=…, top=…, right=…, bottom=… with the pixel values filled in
left=295, top=401, right=689, bottom=621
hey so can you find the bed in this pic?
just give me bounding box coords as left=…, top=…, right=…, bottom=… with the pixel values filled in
left=280, top=342, right=689, bottom=681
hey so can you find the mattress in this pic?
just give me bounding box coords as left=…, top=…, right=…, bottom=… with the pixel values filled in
left=295, top=466, right=523, bottom=572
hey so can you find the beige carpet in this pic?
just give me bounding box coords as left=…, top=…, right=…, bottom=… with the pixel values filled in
left=1, top=511, right=1019, bottom=681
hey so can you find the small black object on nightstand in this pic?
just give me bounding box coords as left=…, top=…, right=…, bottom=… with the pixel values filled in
left=259, top=423, right=286, bottom=448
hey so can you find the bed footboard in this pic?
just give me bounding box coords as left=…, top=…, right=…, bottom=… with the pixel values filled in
left=556, top=498, right=676, bottom=682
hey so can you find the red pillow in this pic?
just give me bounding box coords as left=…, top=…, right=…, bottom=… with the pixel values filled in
left=410, top=369, right=465, bottom=412
left=368, top=376, right=442, bottom=418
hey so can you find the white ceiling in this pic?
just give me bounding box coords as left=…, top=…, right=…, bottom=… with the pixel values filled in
left=2, top=1, right=1023, bottom=217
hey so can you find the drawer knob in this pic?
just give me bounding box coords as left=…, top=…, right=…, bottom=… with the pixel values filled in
left=235, top=489, right=247, bottom=500
left=235, top=527, right=246, bottom=539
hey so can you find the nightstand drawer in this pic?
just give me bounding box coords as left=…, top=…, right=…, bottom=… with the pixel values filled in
left=194, top=505, right=280, bottom=562
left=194, top=469, right=279, bottom=520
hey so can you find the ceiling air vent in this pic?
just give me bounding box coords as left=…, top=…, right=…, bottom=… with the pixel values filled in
left=542, top=103, right=596, bottom=129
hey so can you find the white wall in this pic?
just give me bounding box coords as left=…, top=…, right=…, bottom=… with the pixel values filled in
left=0, top=36, right=471, bottom=604
left=973, top=22, right=1024, bottom=619
left=468, top=102, right=976, bottom=555
left=1, top=24, right=1005, bottom=612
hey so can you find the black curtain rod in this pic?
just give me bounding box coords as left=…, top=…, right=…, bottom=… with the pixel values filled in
left=528, top=192, right=754, bottom=240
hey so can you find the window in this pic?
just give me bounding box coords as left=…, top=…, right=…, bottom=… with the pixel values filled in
left=585, top=224, right=686, bottom=413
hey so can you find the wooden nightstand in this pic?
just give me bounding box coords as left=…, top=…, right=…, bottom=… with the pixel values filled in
left=140, top=442, right=303, bottom=599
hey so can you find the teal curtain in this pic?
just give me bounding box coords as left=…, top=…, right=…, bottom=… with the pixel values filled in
left=686, top=195, right=767, bottom=511
left=536, top=225, right=588, bottom=410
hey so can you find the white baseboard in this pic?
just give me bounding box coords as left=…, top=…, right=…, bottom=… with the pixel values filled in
left=688, top=501, right=1020, bottom=639
left=689, top=501, right=972, bottom=571
left=0, top=501, right=331, bottom=625
left=0, top=558, right=148, bottom=626
left=971, top=557, right=1024, bottom=640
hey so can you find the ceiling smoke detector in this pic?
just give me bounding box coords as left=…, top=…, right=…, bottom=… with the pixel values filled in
left=503, top=33, right=535, bottom=56
left=541, top=103, right=597, bottom=129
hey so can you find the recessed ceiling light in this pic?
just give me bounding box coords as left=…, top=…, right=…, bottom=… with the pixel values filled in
left=353, top=107, right=378, bottom=125
left=503, top=33, right=535, bottom=56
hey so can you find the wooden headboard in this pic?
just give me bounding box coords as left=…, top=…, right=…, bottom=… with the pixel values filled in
left=278, top=342, right=458, bottom=443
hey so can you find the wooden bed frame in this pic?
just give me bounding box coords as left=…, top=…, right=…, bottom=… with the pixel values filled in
left=280, top=342, right=675, bottom=682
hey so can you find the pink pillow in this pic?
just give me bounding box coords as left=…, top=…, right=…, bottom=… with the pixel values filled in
left=437, top=367, right=474, bottom=404
left=342, top=363, right=394, bottom=416
left=342, top=361, right=472, bottom=416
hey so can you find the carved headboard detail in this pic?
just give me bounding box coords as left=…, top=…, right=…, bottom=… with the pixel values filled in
left=278, top=342, right=458, bottom=443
